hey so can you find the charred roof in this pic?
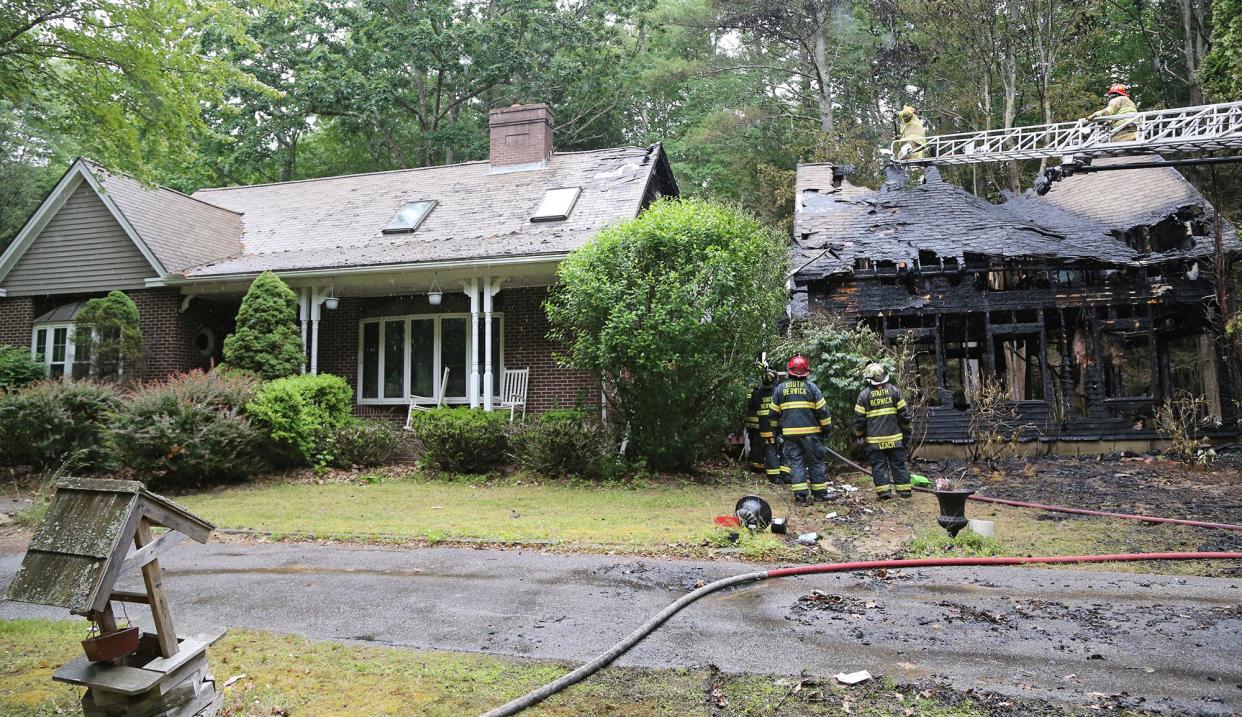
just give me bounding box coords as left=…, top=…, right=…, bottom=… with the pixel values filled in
left=792, top=158, right=1237, bottom=282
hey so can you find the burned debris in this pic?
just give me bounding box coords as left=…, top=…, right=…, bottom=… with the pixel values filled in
left=790, top=157, right=1240, bottom=453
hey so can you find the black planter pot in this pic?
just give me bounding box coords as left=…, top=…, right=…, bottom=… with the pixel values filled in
left=932, top=489, right=975, bottom=538
left=734, top=495, right=773, bottom=532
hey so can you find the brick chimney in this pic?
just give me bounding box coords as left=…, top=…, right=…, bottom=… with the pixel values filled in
left=489, top=103, right=554, bottom=171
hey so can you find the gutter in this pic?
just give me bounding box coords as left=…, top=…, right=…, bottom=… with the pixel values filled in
left=161, top=252, right=570, bottom=286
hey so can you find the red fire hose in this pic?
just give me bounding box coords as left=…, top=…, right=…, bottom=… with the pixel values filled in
left=478, top=552, right=1242, bottom=717
left=822, top=445, right=1242, bottom=532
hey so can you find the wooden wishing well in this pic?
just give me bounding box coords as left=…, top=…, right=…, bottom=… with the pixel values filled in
left=6, top=478, right=224, bottom=716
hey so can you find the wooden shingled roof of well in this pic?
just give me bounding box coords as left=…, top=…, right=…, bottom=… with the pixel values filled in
left=5, top=478, right=214, bottom=614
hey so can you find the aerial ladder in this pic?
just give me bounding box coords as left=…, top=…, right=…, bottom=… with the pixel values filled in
left=888, top=100, right=1242, bottom=194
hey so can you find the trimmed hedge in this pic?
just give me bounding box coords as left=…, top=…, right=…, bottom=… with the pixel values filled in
left=246, top=373, right=354, bottom=466
left=321, top=419, right=401, bottom=468
left=507, top=408, right=620, bottom=480
left=112, top=370, right=267, bottom=488
left=0, top=380, right=121, bottom=470
left=407, top=407, right=508, bottom=473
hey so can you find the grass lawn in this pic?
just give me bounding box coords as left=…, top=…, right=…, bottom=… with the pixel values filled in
left=164, top=468, right=1236, bottom=574
left=178, top=470, right=791, bottom=557
left=0, top=618, right=1107, bottom=717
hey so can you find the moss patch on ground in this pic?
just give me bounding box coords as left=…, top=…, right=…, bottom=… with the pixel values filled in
left=0, top=619, right=1148, bottom=717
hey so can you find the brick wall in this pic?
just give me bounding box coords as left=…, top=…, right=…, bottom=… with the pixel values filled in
left=0, top=296, right=35, bottom=348
left=314, top=286, right=599, bottom=413
left=501, top=286, right=599, bottom=412
left=0, top=288, right=233, bottom=381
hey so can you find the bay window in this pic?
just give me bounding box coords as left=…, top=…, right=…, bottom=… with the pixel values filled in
left=31, top=322, right=88, bottom=378
left=357, top=313, right=502, bottom=404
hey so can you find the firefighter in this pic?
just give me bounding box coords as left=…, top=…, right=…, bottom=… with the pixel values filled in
left=744, top=365, right=782, bottom=482
left=897, top=105, right=927, bottom=160
left=766, top=356, right=834, bottom=505
left=854, top=363, right=913, bottom=500
left=1086, top=83, right=1139, bottom=142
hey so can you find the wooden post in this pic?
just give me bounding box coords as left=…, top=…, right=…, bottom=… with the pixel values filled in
left=134, top=518, right=179, bottom=658
left=1038, top=308, right=1053, bottom=403
left=93, top=602, right=118, bottom=634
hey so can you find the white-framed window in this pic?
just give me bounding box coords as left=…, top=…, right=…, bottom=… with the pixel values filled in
left=356, top=313, right=503, bottom=404
left=31, top=322, right=83, bottom=378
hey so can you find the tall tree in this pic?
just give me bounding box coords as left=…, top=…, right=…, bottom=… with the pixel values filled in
left=0, top=0, right=260, bottom=177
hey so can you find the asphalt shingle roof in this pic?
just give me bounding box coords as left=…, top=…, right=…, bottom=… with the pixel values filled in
left=86, top=160, right=244, bottom=273
left=792, top=158, right=1235, bottom=282
left=184, top=145, right=668, bottom=277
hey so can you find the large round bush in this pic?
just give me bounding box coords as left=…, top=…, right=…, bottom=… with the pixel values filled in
left=246, top=373, right=354, bottom=466
left=546, top=197, right=788, bottom=470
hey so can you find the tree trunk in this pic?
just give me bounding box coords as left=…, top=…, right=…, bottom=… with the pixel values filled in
left=1180, top=0, right=1204, bottom=104
left=1002, top=0, right=1020, bottom=195
left=812, top=21, right=835, bottom=134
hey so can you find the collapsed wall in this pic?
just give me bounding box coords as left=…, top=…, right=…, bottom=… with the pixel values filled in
left=790, top=158, right=1239, bottom=452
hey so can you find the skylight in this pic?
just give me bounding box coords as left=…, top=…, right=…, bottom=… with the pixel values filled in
left=531, top=187, right=581, bottom=222
left=384, top=200, right=437, bottom=233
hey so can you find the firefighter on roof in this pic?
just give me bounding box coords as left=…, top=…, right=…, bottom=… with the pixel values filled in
left=1086, top=83, right=1140, bottom=142
left=897, top=105, right=927, bottom=160
left=766, top=356, right=834, bottom=505
left=744, top=361, right=781, bottom=482
left=855, top=363, right=913, bottom=500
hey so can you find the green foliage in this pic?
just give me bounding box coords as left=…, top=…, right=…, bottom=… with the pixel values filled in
left=246, top=373, right=354, bottom=466
left=507, top=408, right=622, bottom=480
left=74, top=291, right=143, bottom=379
left=548, top=198, right=787, bottom=470
left=321, top=420, right=402, bottom=469
left=112, top=369, right=268, bottom=488
left=905, top=528, right=1006, bottom=558
left=0, top=0, right=262, bottom=179
left=0, top=380, right=121, bottom=470
left=0, top=345, right=45, bottom=391
left=407, top=408, right=509, bottom=473
left=223, top=272, right=305, bottom=380
left=773, top=316, right=920, bottom=451
left=1203, top=0, right=1242, bottom=99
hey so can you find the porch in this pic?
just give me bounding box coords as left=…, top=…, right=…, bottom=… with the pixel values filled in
left=179, top=263, right=596, bottom=415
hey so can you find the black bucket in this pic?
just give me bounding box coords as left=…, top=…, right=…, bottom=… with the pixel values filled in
left=932, top=489, right=975, bottom=538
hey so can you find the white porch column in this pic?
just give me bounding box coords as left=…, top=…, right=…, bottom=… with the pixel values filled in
left=309, top=286, right=324, bottom=375
left=463, top=279, right=481, bottom=408
left=308, top=283, right=332, bottom=377
left=482, top=277, right=505, bottom=411
left=298, top=288, right=310, bottom=374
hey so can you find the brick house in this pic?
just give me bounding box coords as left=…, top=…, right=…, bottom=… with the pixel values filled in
left=790, top=158, right=1239, bottom=454
left=0, top=104, right=678, bottom=415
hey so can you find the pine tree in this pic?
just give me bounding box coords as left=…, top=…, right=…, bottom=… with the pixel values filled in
left=222, top=272, right=304, bottom=379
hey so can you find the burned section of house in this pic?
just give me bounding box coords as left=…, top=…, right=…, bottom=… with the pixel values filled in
left=791, top=157, right=1239, bottom=454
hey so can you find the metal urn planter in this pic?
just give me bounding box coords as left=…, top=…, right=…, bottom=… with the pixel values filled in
left=932, top=489, right=975, bottom=537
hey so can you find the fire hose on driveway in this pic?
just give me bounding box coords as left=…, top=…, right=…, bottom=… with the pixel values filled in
left=477, top=551, right=1242, bottom=717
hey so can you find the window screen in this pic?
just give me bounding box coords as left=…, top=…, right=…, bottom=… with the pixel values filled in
left=531, top=187, right=581, bottom=222
left=383, top=200, right=437, bottom=233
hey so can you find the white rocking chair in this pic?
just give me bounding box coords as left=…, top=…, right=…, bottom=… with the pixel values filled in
left=405, top=367, right=450, bottom=430
left=498, top=368, right=529, bottom=421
